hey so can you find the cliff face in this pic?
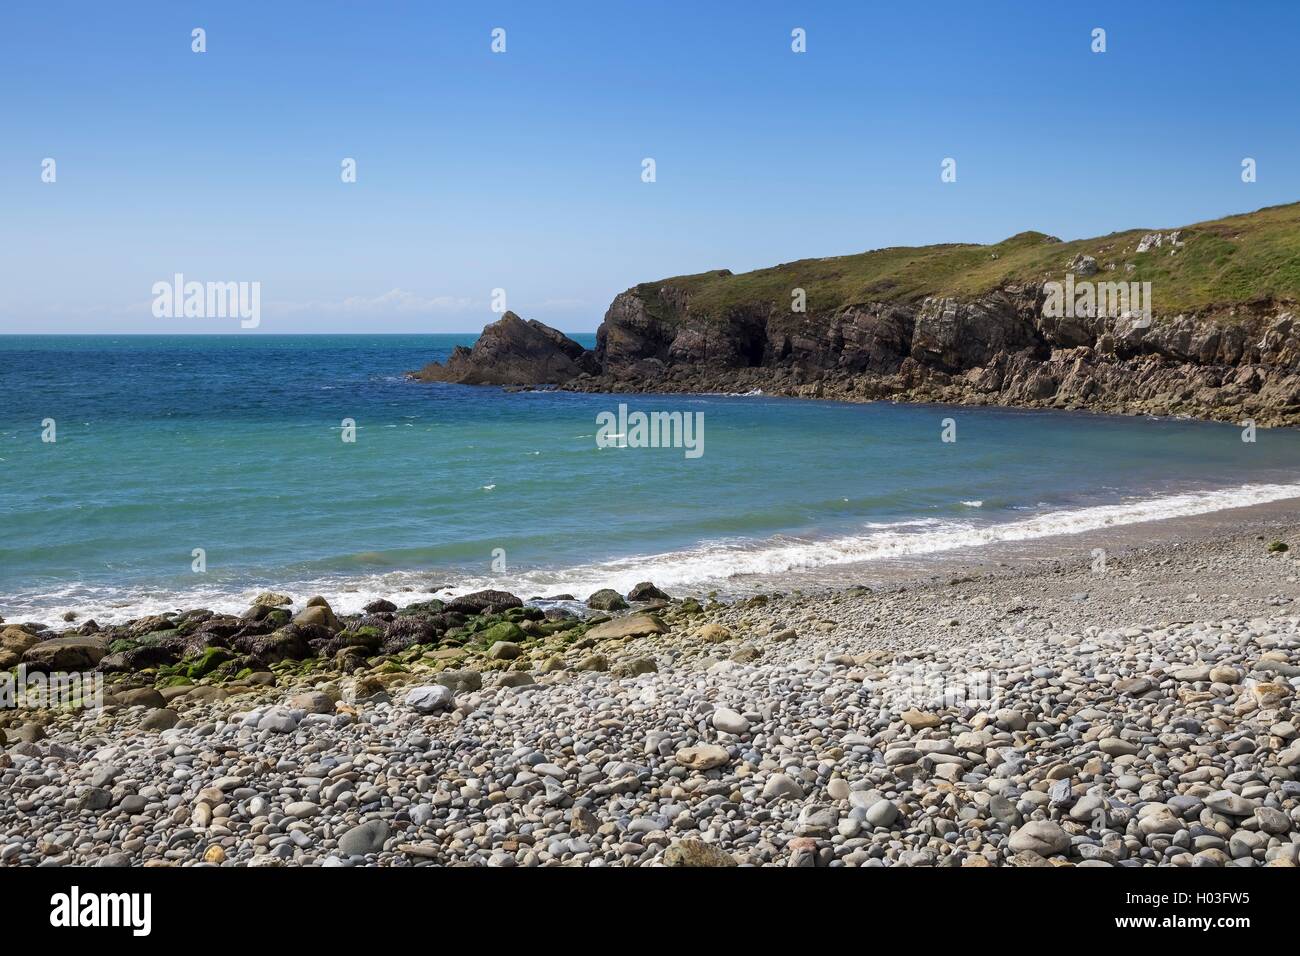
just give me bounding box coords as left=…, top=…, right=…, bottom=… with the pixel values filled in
left=571, top=282, right=1300, bottom=425
left=412, top=203, right=1300, bottom=425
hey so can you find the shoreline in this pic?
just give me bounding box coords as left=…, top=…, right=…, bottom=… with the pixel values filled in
left=2, top=510, right=1299, bottom=866
left=6, top=484, right=1300, bottom=628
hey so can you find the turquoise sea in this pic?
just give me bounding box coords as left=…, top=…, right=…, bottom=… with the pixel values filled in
left=3, top=334, right=1300, bottom=623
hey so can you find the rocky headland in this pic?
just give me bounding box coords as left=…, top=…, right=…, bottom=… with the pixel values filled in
left=412, top=203, right=1300, bottom=426
left=3, top=523, right=1300, bottom=867
left=411, top=311, right=597, bottom=385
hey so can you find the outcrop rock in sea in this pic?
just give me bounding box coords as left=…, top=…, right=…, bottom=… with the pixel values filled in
left=409, top=312, right=597, bottom=385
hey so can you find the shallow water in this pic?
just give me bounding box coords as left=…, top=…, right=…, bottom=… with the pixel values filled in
left=3, top=334, right=1300, bottom=622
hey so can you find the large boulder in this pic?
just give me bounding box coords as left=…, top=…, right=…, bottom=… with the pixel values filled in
left=233, top=628, right=312, bottom=664
left=410, top=312, right=598, bottom=385
left=292, top=604, right=340, bottom=632
left=584, top=614, right=668, bottom=641
left=0, top=625, right=40, bottom=655
left=587, top=589, right=628, bottom=611
left=22, top=635, right=110, bottom=672
left=626, top=582, right=671, bottom=602
left=405, top=685, right=455, bottom=714
left=443, top=589, right=522, bottom=615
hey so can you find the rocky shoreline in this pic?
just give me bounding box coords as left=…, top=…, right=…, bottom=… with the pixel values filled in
left=412, top=206, right=1300, bottom=427
left=3, top=522, right=1299, bottom=867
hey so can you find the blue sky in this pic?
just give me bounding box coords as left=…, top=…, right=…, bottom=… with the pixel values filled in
left=1, top=0, right=1297, bottom=333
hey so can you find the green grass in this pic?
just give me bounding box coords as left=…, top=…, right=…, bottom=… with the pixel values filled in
left=630, top=202, right=1300, bottom=323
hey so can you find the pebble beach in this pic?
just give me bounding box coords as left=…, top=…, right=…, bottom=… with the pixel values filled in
left=3, top=514, right=1300, bottom=868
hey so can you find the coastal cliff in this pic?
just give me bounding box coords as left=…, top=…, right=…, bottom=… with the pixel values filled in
left=418, top=203, right=1300, bottom=425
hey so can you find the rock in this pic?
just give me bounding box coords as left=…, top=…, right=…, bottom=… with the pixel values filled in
left=139, top=708, right=180, bottom=731
left=410, top=312, right=598, bottom=386
left=479, top=622, right=525, bottom=646
left=257, top=709, right=300, bottom=733
left=21, top=635, right=109, bottom=671
left=586, top=589, right=629, bottom=611
left=675, top=744, right=730, bottom=771
left=0, top=626, right=38, bottom=654
left=696, top=623, right=732, bottom=643
left=496, top=671, right=535, bottom=687
left=284, top=801, right=320, bottom=819
left=185, top=685, right=229, bottom=703
left=487, top=640, right=523, bottom=661
left=900, top=708, right=942, bottom=730
left=1007, top=821, right=1071, bottom=857
left=1253, top=806, right=1291, bottom=834
left=866, top=800, right=900, bottom=828
left=292, top=605, right=340, bottom=632
left=442, top=589, right=523, bottom=615
left=611, top=657, right=657, bottom=677
left=584, top=614, right=668, bottom=641
left=290, top=691, right=335, bottom=714
left=662, top=840, right=737, bottom=867
left=988, top=794, right=1023, bottom=828
left=1115, top=676, right=1155, bottom=695
left=118, top=687, right=166, bottom=708
left=575, top=654, right=608, bottom=672
left=89, top=764, right=121, bottom=788
left=252, top=592, right=293, bottom=607
left=1137, top=806, right=1183, bottom=836
left=338, top=820, right=389, bottom=856
left=405, top=685, right=455, bottom=713
left=1251, top=681, right=1289, bottom=708
left=711, top=708, right=750, bottom=735
left=362, top=598, right=397, bottom=613
left=761, top=774, right=805, bottom=801
left=1098, top=737, right=1140, bottom=757
left=571, top=806, right=599, bottom=834
left=434, top=669, right=482, bottom=693
left=627, top=582, right=671, bottom=602
left=1205, top=790, right=1255, bottom=816
left=78, top=788, right=112, bottom=811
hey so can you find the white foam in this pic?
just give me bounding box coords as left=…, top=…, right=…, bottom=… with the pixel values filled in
left=6, top=481, right=1300, bottom=625
left=440, top=481, right=1300, bottom=597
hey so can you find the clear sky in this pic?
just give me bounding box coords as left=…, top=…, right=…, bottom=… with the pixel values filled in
left=2, top=0, right=1297, bottom=334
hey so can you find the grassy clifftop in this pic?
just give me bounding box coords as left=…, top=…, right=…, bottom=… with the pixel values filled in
left=630, top=202, right=1300, bottom=321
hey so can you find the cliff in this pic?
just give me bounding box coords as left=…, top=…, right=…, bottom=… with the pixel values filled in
left=416, top=203, right=1300, bottom=425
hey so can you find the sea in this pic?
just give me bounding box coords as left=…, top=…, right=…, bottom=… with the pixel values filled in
left=3, top=333, right=1300, bottom=624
